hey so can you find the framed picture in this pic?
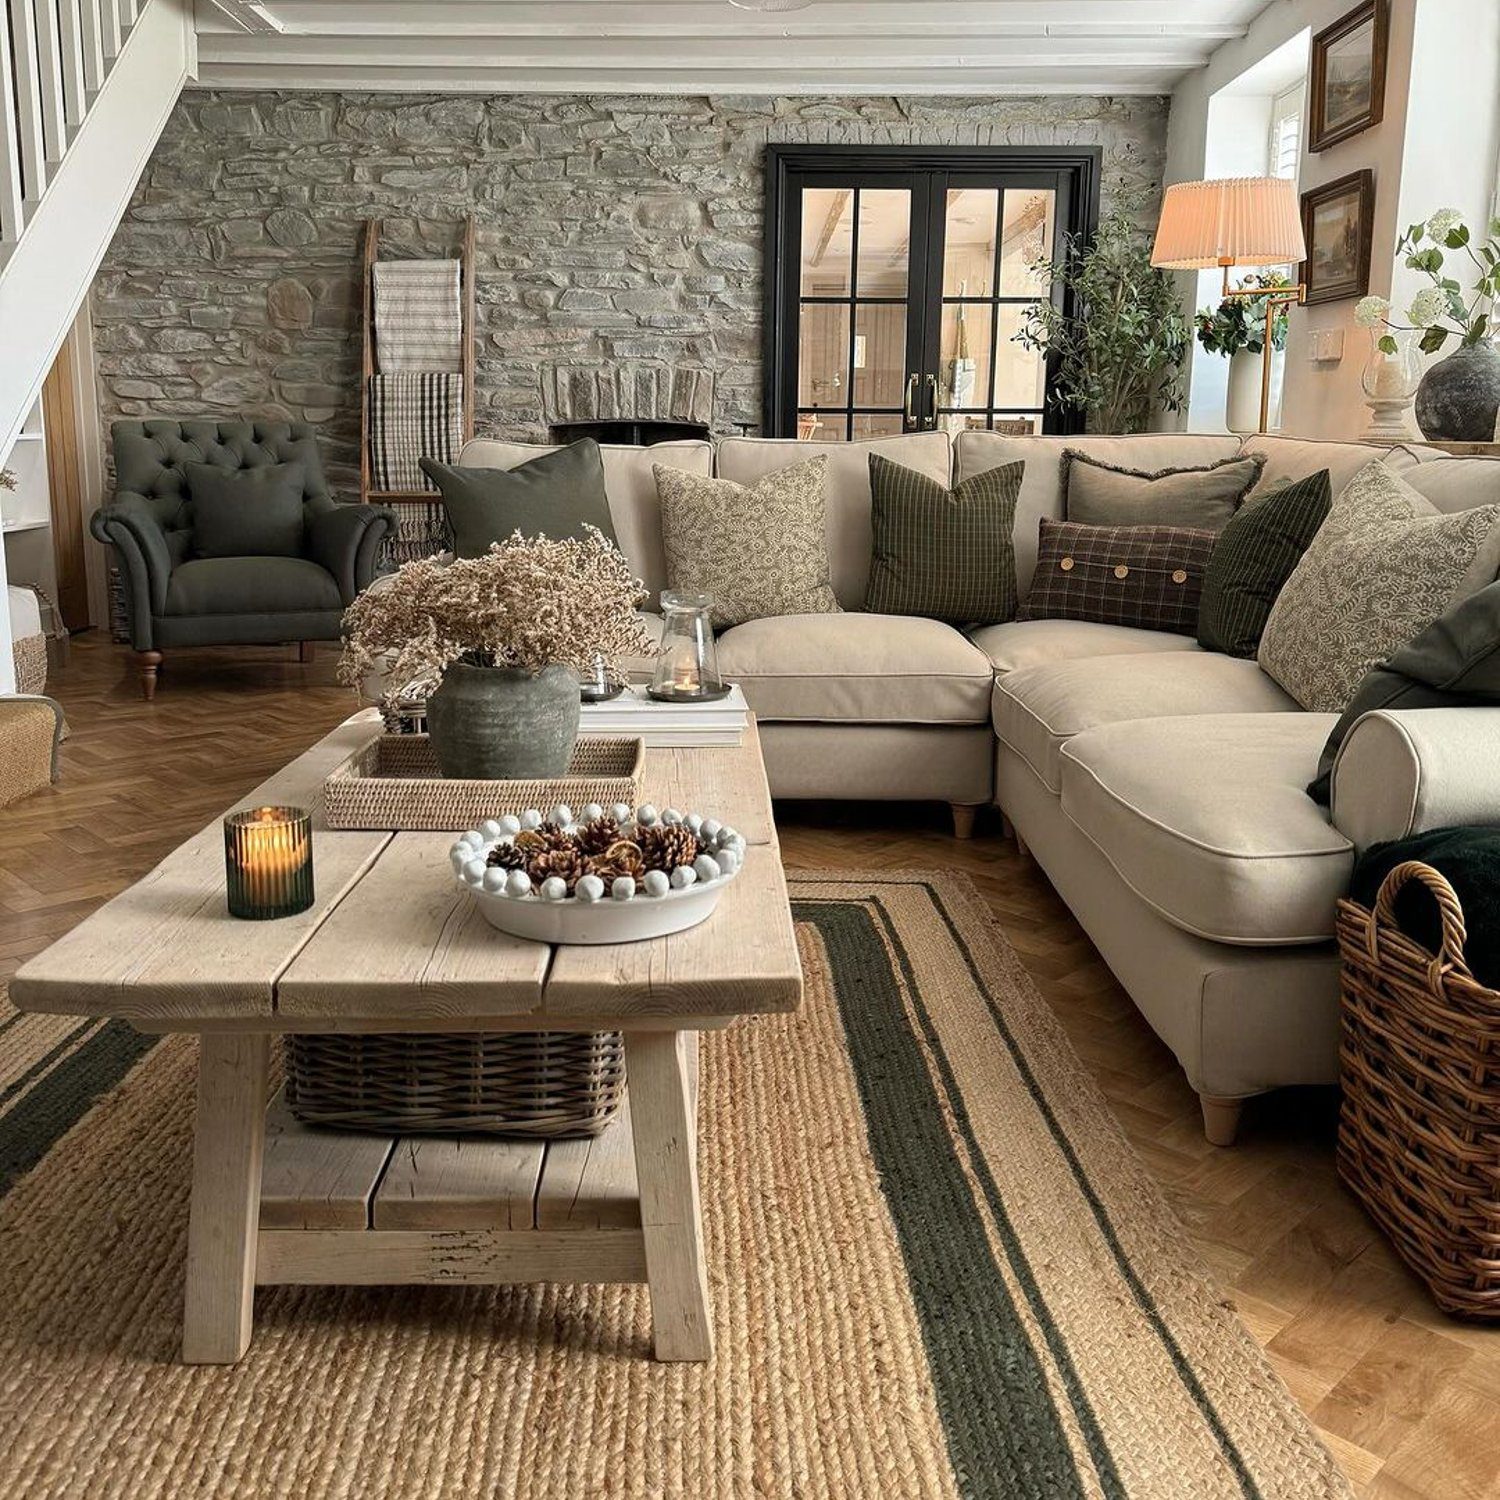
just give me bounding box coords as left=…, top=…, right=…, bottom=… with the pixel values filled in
left=1309, top=0, right=1388, bottom=151
left=1300, top=171, right=1374, bottom=304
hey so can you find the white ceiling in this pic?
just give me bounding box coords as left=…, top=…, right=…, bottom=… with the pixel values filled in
left=193, top=0, right=1275, bottom=95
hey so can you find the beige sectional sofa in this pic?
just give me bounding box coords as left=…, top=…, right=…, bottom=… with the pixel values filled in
left=459, top=429, right=1500, bottom=1144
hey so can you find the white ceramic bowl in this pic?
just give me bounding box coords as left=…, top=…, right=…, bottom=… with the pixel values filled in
left=450, top=805, right=745, bottom=945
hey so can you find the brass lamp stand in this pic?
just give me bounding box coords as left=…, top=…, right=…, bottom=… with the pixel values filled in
left=1217, top=265, right=1306, bottom=434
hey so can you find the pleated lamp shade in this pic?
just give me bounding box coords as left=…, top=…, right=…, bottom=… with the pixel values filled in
left=1150, top=177, right=1306, bottom=269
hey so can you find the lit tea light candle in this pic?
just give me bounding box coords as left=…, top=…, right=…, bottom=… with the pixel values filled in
left=224, top=804, right=314, bottom=920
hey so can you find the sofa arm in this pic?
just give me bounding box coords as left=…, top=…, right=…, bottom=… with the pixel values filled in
left=307, top=502, right=397, bottom=606
left=89, top=491, right=173, bottom=647
left=1329, top=708, right=1500, bottom=851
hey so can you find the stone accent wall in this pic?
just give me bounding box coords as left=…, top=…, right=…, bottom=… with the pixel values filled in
left=92, top=90, right=1169, bottom=495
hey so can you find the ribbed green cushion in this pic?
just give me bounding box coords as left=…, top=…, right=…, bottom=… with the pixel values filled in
left=865, top=453, right=1023, bottom=625
left=1196, top=469, right=1332, bottom=657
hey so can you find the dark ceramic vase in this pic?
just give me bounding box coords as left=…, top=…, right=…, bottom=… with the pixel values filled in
left=425, top=661, right=580, bottom=780
left=1415, top=340, right=1500, bottom=442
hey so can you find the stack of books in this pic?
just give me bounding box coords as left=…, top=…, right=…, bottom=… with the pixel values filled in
left=579, top=683, right=748, bottom=748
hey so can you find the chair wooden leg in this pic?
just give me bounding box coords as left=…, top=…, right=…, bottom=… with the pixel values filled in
left=137, top=651, right=162, bottom=701
left=949, top=803, right=981, bottom=840
left=298, top=641, right=314, bottom=663
left=1199, top=1093, right=1244, bottom=1147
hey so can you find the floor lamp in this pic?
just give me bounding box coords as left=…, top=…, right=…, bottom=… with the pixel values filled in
left=1150, top=177, right=1308, bottom=435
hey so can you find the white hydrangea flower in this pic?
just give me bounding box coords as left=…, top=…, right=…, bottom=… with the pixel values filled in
left=1408, top=287, right=1448, bottom=327
left=1426, top=208, right=1464, bottom=241
left=1354, top=295, right=1390, bottom=328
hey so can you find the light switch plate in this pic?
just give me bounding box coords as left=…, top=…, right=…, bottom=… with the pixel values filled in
left=1309, top=328, right=1345, bottom=362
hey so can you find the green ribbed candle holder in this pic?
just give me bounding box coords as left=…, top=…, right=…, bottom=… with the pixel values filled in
left=224, top=805, right=314, bottom=920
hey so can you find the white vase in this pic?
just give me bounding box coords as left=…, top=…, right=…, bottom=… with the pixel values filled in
left=1225, top=349, right=1274, bottom=434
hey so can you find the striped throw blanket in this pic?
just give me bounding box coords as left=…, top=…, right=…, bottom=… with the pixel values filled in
left=372, top=258, right=463, bottom=372
left=368, top=372, right=464, bottom=494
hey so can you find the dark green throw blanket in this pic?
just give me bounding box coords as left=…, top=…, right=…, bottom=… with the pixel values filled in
left=1349, top=826, right=1500, bottom=989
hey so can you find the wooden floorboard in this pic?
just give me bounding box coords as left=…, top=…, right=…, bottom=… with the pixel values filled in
left=3, top=634, right=1497, bottom=1495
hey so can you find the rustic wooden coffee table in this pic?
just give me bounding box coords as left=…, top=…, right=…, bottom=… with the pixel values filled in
left=11, top=714, right=801, bottom=1365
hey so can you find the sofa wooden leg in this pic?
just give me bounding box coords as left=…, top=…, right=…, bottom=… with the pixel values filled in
left=137, top=651, right=162, bottom=702
left=1199, top=1093, right=1244, bottom=1147
left=949, top=803, right=981, bottom=840
left=298, top=641, right=314, bottom=663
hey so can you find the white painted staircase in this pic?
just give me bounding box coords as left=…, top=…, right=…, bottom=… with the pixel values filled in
left=0, top=0, right=195, bottom=463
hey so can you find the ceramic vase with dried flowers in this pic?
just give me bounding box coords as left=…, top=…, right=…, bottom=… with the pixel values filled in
left=339, top=528, right=653, bottom=780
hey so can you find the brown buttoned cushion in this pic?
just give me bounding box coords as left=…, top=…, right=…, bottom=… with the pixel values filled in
left=1017, top=518, right=1217, bottom=634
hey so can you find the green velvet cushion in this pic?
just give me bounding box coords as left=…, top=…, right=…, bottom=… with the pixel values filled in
left=1197, top=469, right=1332, bottom=658
left=165, top=556, right=343, bottom=616
left=1307, top=579, right=1500, bottom=803
left=187, top=461, right=307, bottom=559
left=421, top=440, right=616, bottom=559
left=864, top=454, right=1024, bottom=625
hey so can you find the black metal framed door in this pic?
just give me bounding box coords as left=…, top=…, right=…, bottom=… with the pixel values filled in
left=764, top=146, right=1101, bottom=439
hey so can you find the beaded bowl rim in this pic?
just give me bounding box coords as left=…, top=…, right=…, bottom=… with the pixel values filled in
left=449, top=803, right=746, bottom=905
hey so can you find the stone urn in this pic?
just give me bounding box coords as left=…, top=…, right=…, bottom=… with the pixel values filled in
left=1415, top=340, right=1500, bottom=442
left=425, top=661, right=580, bottom=780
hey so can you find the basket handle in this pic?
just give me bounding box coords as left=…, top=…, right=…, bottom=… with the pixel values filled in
left=1371, top=860, right=1474, bottom=981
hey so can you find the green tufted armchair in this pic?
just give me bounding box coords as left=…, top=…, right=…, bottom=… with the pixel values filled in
left=92, top=420, right=396, bottom=699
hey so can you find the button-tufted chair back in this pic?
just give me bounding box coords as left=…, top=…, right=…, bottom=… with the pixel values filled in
left=111, top=419, right=333, bottom=545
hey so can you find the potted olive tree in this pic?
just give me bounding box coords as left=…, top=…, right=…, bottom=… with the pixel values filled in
left=340, top=529, right=652, bottom=779
left=1016, top=205, right=1190, bottom=433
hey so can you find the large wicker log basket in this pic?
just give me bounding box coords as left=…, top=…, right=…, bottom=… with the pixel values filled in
left=1336, top=861, right=1500, bottom=1320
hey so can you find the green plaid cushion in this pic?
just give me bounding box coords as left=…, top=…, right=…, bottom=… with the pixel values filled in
left=1197, top=470, right=1332, bottom=657
left=864, top=454, right=1023, bottom=625
left=1018, top=519, right=1217, bottom=634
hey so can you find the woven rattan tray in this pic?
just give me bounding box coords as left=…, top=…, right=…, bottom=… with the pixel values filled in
left=323, top=731, right=645, bottom=831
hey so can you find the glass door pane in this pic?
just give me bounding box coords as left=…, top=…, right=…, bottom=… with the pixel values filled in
left=930, top=183, right=1058, bottom=433
left=795, top=184, right=916, bottom=441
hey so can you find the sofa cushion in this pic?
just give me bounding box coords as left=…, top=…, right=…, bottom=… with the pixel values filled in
left=715, top=612, right=993, bottom=725
left=1238, top=434, right=1414, bottom=500
left=994, top=651, right=1299, bottom=793
left=1062, top=449, right=1263, bottom=529
left=1258, top=462, right=1500, bottom=712
left=1059, top=713, right=1350, bottom=944
left=187, top=461, right=307, bottom=559
left=954, top=432, right=1240, bottom=596
left=459, top=437, right=712, bottom=601
left=1399, top=453, right=1500, bottom=516
left=423, top=441, right=614, bottom=558
left=865, top=454, right=1023, bottom=625
left=165, top=556, right=343, bottom=616
left=656, top=458, right=840, bottom=629
left=716, top=432, right=952, bottom=610
left=1019, top=519, right=1217, bottom=635
left=970, top=618, right=1201, bottom=675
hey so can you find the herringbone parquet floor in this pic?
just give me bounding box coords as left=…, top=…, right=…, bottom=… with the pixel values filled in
left=3, top=635, right=1497, bottom=1499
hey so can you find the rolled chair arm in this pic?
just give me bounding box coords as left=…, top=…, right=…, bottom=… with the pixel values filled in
left=89, top=491, right=174, bottom=648
left=1329, top=707, right=1500, bottom=852
left=307, top=502, right=398, bottom=606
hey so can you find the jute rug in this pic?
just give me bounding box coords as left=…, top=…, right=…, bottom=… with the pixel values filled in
left=0, top=871, right=1350, bottom=1499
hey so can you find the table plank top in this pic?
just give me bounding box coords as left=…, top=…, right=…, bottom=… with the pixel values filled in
left=11, top=714, right=801, bottom=1030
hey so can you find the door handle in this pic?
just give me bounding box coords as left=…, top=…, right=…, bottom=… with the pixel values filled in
left=924, top=373, right=938, bottom=429
left=904, top=372, right=919, bottom=429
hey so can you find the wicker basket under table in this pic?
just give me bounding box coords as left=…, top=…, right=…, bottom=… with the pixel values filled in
left=1336, top=860, right=1500, bottom=1319
left=285, top=1031, right=627, bottom=1138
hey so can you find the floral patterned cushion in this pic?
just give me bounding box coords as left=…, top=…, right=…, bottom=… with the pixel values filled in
left=654, top=457, right=840, bottom=629
left=1258, top=461, right=1500, bottom=712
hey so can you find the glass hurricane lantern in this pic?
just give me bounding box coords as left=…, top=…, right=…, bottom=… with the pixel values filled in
left=648, top=591, right=731, bottom=703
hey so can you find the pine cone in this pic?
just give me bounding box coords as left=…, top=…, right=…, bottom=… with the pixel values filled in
left=529, top=848, right=588, bottom=892
left=576, top=816, right=621, bottom=855
left=590, top=839, right=645, bottom=882
left=486, top=841, right=529, bottom=871
left=640, top=823, right=698, bottom=873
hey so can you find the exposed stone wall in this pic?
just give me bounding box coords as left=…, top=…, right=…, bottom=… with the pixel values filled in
left=92, top=91, right=1170, bottom=496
